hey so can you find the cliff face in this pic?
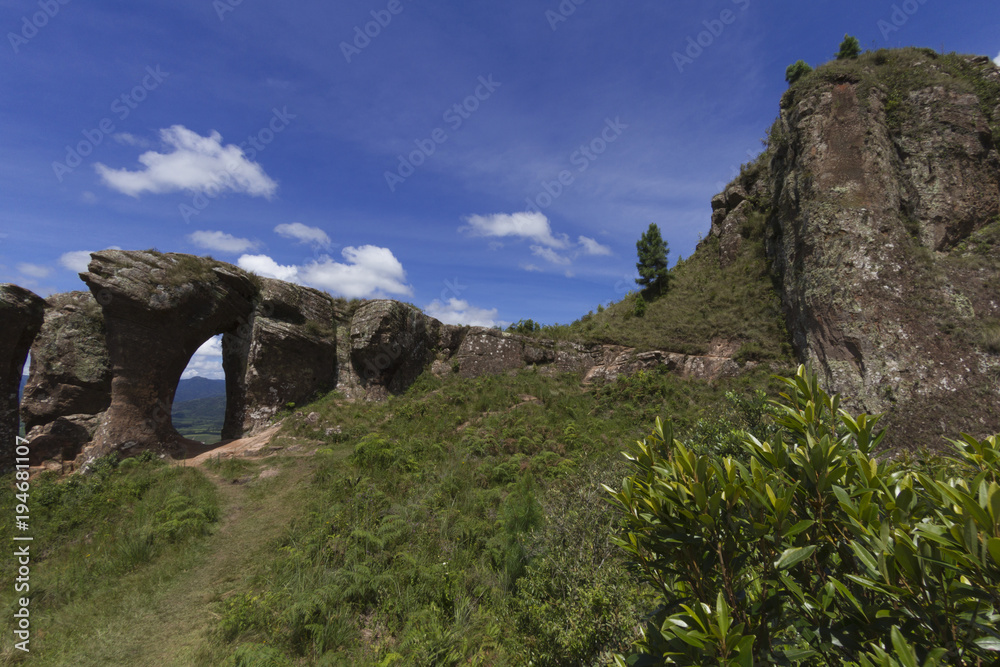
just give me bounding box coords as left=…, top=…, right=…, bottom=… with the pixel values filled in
left=712, top=49, right=1000, bottom=446
left=21, top=291, right=111, bottom=464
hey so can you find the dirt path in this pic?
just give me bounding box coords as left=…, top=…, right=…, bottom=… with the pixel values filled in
left=26, top=452, right=316, bottom=667
left=129, top=459, right=310, bottom=666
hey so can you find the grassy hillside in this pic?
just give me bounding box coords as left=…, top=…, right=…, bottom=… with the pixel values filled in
left=518, top=221, right=794, bottom=363
left=2, top=363, right=792, bottom=665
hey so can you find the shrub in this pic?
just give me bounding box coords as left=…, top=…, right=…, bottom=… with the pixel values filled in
left=607, top=365, right=1000, bottom=665
left=785, top=59, right=813, bottom=85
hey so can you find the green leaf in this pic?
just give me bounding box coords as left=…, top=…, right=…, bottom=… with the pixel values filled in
left=775, top=545, right=817, bottom=570
left=890, top=627, right=917, bottom=667
left=988, top=537, right=1000, bottom=567
left=716, top=592, right=731, bottom=637
left=974, top=636, right=1000, bottom=651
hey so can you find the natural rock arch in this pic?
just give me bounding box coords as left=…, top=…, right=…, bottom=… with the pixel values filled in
left=0, top=284, right=45, bottom=469
left=79, top=250, right=258, bottom=461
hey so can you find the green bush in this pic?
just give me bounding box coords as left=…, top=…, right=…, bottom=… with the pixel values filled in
left=785, top=59, right=813, bottom=85
left=607, top=365, right=1000, bottom=665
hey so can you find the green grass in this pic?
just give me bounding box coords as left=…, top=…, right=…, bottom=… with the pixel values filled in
left=196, top=363, right=792, bottom=665
left=515, top=232, right=793, bottom=362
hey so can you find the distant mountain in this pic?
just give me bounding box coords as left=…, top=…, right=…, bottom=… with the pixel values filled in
left=174, top=377, right=226, bottom=403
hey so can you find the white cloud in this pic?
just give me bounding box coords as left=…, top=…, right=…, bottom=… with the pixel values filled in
left=238, top=245, right=412, bottom=299
left=463, top=211, right=569, bottom=248
left=237, top=254, right=300, bottom=282
left=578, top=235, right=612, bottom=256
left=95, top=125, right=278, bottom=199
left=188, top=230, right=259, bottom=254
left=425, top=298, right=503, bottom=327
left=17, top=263, right=50, bottom=279
left=521, top=263, right=543, bottom=272
left=994, top=51, right=1000, bottom=67
left=530, top=245, right=571, bottom=265
left=181, top=335, right=224, bottom=380
left=274, top=222, right=332, bottom=249
left=299, top=246, right=412, bottom=299
left=81, top=191, right=98, bottom=204
left=113, top=132, right=151, bottom=148
left=59, top=247, right=122, bottom=273
left=58, top=251, right=94, bottom=273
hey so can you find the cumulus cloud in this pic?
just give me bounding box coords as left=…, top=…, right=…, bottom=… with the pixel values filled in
left=237, top=254, right=300, bottom=282
left=181, top=335, right=224, bottom=380
left=59, top=247, right=122, bottom=273
left=994, top=51, right=1000, bottom=67
left=95, top=125, right=278, bottom=199
left=530, top=245, right=571, bottom=265
left=463, top=211, right=569, bottom=248
left=578, top=235, right=612, bottom=256
left=425, top=298, right=503, bottom=328
left=188, top=230, right=259, bottom=254
left=17, top=263, right=50, bottom=279
left=238, top=245, right=412, bottom=299
left=299, top=246, right=412, bottom=299
left=274, top=222, right=332, bottom=250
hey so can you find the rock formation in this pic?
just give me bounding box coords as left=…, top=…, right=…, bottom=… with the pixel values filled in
left=0, top=284, right=45, bottom=468
left=20, top=291, right=111, bottom=464
left=11, top=49, right=1000, bottom=465
left=233, top=277, right=342, bottom=434
left=79, top=250, right=258, bottom=460
left=712, top=49, right=1000, bottom=445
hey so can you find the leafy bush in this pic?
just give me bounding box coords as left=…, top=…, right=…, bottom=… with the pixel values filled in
left=785, top=59, right=813, bottom=85
left=607, top=366, right=1000, bottom=665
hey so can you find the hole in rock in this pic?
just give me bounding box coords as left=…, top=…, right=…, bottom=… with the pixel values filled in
left=173, top=335, right=227, bottom=448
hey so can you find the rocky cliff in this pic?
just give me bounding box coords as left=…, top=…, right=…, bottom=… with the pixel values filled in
left=711, top=49, right=1000, bottom=446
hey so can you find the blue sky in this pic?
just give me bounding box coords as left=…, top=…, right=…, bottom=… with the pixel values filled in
left=3, top=0, right=999, bottom=377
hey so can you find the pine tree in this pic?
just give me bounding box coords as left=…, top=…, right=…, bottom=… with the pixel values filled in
left=635, top=223, right=669, bottom=294
left=836, top=34, right=861, bottom=60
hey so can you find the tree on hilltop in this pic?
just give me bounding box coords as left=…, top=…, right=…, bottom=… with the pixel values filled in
left=836, top=34, right=861, bottom=60
left=635, top=223, right=669, bottom=295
